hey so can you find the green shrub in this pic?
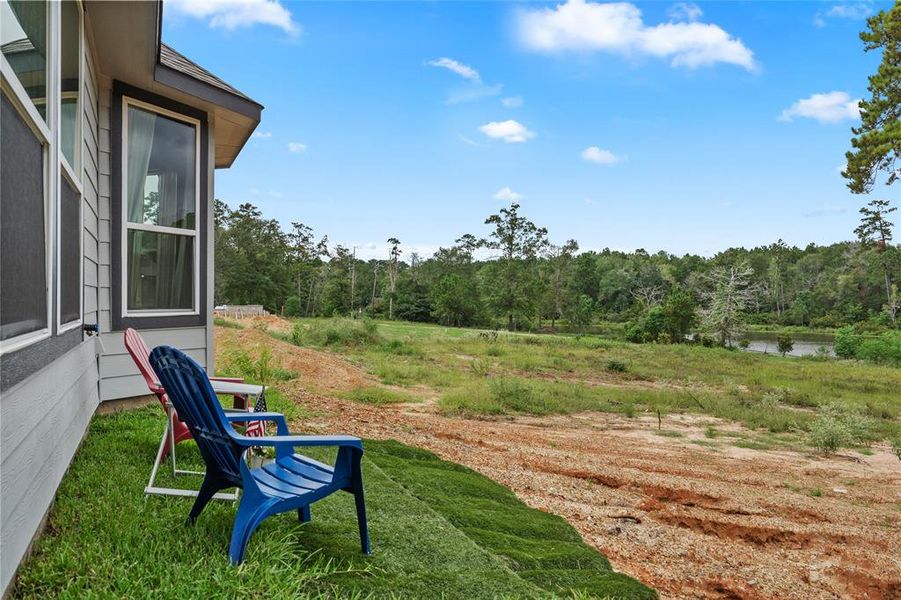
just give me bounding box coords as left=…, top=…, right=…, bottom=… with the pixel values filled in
left=808, top=415, right=853, bottom=455
left=284, top=295, right=301, bottom=317
left=856, top=332, right=901, bottom=366
left=625, top=307, right=667, bottom=343
left=834, top=326, right=861, bottom=359
left=808, top=404, right=878, bottom=454
left=605, top=359, right=628, bottom=373
left=213, top=317, right=241, bottom=329
left=377, top=339, right=423, bottom=357
left=220, top=347, right=294, bottom=385
left=834, top=327, right=901, bottom=366
left=291, top=318, right=381, bottom=347
left=738, top=338, right=750, bottom=349
left=776, top=333, right=794, bottom=356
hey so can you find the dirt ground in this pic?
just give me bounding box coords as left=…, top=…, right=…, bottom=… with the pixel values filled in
left=216, top=326, right=901, bottom=600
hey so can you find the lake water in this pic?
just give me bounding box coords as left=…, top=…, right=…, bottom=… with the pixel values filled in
left=734, top=332, right=835, bottom=357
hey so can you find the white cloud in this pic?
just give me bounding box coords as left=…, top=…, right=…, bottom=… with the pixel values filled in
left=516, top=0, right=756, bottom=71
left=803, top=205, right=849, bottom=218
left=581, top=146, right=621, bottom=165
left=501, top=96, right=524, bottom=108
left=458, top=134, right=481, bottom=146
left=479, top=120, right=535, bottom=143
left=428, top=57, right=503, bottom=104
left=447, top=83, right=503, bottom=104
left=668, top=2, right=702, bottom=22
left=779, top=91, right=861, bottom=123
left=815, top=3, right=874, bottom=27
left=494, top=187, right=523, bottom=202
left=428, top=57, right=481, bottom=82
left=166, top=0, right=300, bottom=35
left=287, top=142, right=308, bottom=153
left=252, top=131, right=272, bottom=139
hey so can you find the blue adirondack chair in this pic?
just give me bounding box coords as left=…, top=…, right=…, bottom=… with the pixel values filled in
left=148, top=345, right=371, bottom=564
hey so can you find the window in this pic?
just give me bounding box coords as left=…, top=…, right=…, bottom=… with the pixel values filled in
left=59, top=0, right=80, bottom=170
left=0, top=0, right=48, bottom=122
left=122, top=99, right=199, bottom=315
left=0, top=91, right=49, bottom=346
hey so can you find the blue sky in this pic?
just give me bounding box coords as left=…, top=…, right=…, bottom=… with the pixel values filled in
left=163, top=0, right=890, bottom=259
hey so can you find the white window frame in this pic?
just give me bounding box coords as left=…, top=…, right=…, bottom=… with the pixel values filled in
left=57, top=0, right=84, bottom=334
left=0, top=1, right=54, bottom=355
left=120, top=96, right=201, bottom=318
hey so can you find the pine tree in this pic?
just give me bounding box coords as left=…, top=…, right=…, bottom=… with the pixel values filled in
left=844, top=4, right=901, bottom=194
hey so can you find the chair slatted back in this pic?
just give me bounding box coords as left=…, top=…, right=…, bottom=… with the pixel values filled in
left=124, top=328, right=164, bottom=395
left=149, top=346, right=243, bottom=485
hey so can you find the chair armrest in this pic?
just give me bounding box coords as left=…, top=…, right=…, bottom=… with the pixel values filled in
left=235, top=434, right=363, bottom=451
left=210, top=376, right=245, bottom=383
left=225, top=411, right=289, bottom=434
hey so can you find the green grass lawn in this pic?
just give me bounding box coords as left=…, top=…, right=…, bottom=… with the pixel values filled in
left=13, top=407, right=654, bottom=599
left=285, top=318, right=901, bottom=449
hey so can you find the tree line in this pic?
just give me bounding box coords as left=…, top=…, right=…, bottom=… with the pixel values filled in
left=214, top=198, right=898, bottom=341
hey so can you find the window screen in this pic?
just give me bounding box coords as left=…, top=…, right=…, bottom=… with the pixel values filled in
left=60, top=175, right=81, bottom=324
left=1, top=91, right=47, bottom=341
left=0, top=0, right=48, bottom=122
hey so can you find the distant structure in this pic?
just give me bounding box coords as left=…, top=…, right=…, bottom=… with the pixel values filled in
left=214, top=305, right=268, bottom=319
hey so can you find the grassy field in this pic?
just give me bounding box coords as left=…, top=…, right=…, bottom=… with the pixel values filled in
left=14, top=407, right=653, bottom=599
left=285, top=318, right=901, bottom=453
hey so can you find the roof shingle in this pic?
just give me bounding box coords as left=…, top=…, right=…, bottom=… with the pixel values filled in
left=159, top=43, right=258, bottom=105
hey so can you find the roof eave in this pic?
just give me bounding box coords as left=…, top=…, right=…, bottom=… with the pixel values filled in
left=150, top=0, right=261, bottom=168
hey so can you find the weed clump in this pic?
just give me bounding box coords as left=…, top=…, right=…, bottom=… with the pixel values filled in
left=291, top=318, right=380, bottom=348
left=342, top=386, right=415, bottom=405
left=605, top=359, right=628, bottom=373
left=808, top=404, right=876, bottom=454
left=220, top=347, right=295, bottom=385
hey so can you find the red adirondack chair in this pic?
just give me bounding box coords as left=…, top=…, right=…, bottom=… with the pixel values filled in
left=124, top=328, right=248, bottom=460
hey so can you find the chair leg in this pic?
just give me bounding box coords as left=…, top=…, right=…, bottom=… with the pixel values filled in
left=229, top=498, right=274, bottom=565
left=188, top=475, right=223, bottom=524
left=351, top=462, right=371, bottom=555
left=298, top=505, right=311, bottom=523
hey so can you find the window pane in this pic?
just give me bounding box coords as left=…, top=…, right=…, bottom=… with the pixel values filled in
left=126, top=105, right=196, bottom=230
left=60, top=0, right=80, bottom=168
left=60, top=174, right=81, bottom=324
left=0, top=0, right=48, bottom=122
left=1, top=91, right=47, bottom=340
left=126, top=230, right=194, bottom=311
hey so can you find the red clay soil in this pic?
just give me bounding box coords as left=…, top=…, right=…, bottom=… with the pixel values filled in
left=215, top=326, right=901, bottom=600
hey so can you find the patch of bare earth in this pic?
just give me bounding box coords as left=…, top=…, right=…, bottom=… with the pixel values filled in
left=216, top=325, right=901, bottom=599
left=216, top=326, right=374, bottom=394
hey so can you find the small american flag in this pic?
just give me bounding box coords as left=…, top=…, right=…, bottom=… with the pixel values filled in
left=245, top=389, right=267, bottom=438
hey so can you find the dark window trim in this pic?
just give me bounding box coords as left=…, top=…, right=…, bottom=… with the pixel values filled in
left=110, top=80, right=208, bottom=332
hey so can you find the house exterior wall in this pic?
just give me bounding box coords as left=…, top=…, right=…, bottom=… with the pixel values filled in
left=0, top=13, right=101, bottom=593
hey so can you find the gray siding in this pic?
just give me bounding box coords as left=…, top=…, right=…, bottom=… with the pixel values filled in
left=98, top=326, right=208, bottom=401
left=98, top=75, right=112, bottom=334
left=83, top=35, right=100, bottom=329
left=0, top=342, right=99, bottom=593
